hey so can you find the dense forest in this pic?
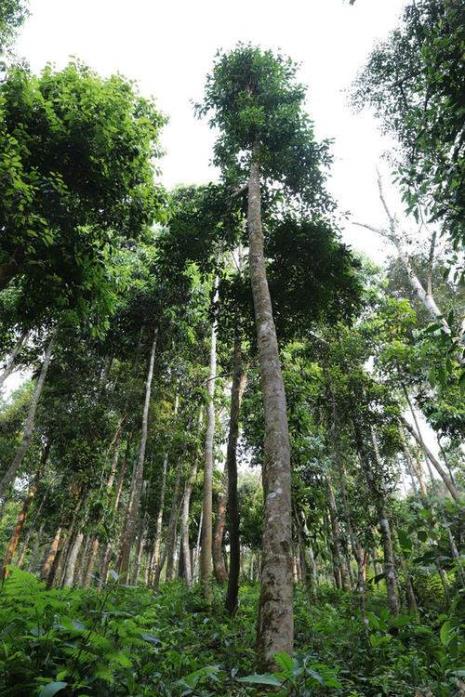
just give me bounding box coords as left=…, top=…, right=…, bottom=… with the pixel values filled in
left=1, top=1, right=465, bottom=695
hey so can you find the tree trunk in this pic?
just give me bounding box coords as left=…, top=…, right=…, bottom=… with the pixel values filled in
left=0, top=329, right=29, bottom=390
left=118, top=326, right=158, bottom=582
left=212, top=469, right=228, bottom=583
left=75, top=536, right=92, bottom=586
left=401, top=416, right=460, bottom=501
left=327, top=479, right=350, bottom=592
left=1, top=441, right=50, bottom=577
left=200, top=292, right=218, bottom=605
left=41, top=526, right=62, bottom=581
left=193, top=510, right=203, bottom=581
left=353, top=418, right=400, bottom=615
left=0, top=334, right=54, bottom=499
left=83, top=537, right=100, bottom=587
left=370, top=428, right=400, bottom=616
left=63, top=532, right=84, bottom=587
left=1, top=483, right=37, bottom=578
left=225, top=337, right=247, bottom=614
left=378, top=514, right=400, bottom=615
left=180, top=439, right=200, bottom=587
left=248, top=149, right=293, bottom=667
left=162, top=464, right=183, bottom=583
left=149, top=454, right=168, bottom=585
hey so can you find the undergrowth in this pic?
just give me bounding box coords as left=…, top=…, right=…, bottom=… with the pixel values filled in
left=0, top=569, right=464, bottom=696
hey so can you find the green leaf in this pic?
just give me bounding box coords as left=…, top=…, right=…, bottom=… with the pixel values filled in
left=38, top=683, right=68, bottom=697
left=274, top=651, right=295, bottom=675
left=398, top=529, right=413, bottom=552
left=237, top=673, right=282, bottom=686
left=440, top=620, right=454, bottom=647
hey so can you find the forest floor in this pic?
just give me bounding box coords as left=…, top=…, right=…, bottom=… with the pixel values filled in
left=0, top=568, right=462, bottom=696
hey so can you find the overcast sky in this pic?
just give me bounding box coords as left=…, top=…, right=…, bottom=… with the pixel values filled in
left=16, top=0, right=408, bottom=262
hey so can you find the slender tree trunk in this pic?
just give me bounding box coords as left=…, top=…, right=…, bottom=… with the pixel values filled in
left=41, top=526, right=62, bottom=581
left=63, top=532, right=84, bottom=587
left=180, top=433, right=200, bottom=587
left=1, top=441, right=50, bottom=577
left=353, top=418, right=400, bottom=615
left=0, top=335, right=54, bottom=499
left=75, top=536, right=92, bottom=586
left=1, top=484, right=37, bottom=578
left=118, top=327, right=158, bottom=582
left=294, top=510, right=317, bottom=601
left=27, top=521, right=45, bottom=573
left=370, top=429, right=400, bottom=616
left=248, top=148, right=293, bottom=666
left=225, top=337, right=247, bottom=614
left=327, top=479, right=350, bottom=592
left=83, top=538, right=100, bottom=587
left=212, top=469, right=228, bottom=583
left=193, top=510, right=203, bottom=581
left=149, top=454, right=168, bottom=586
left=162, top=465, right=183, bottom=583
left=0, top=329, right=28, bottom=390
left=401, top=416, right=460, bottom=501
left=355, top=547, right=368, bottom=617
left=200, top=291, right=218, bottom=605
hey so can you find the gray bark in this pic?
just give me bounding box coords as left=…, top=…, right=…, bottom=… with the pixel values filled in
left=248, top=149, right=293, bottom=667
left=200, top=290, right=218, bottom=604
left=0, top=334, right=54, bottom=499
left=118, top=326, right=158, bottom=582
left=0, top=329, right=28, bottom=390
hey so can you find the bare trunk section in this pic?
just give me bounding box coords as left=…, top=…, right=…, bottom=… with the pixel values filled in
left=149, top=454, right=168, bottom=585
left=1, top=441, right=50, bottom=577
left=225, top=337, right=247, bottom=614
left=401, top=416, right=460, bottom=501
left=327, top=479, right=350, bottom=592
left=83, top=537, right=100, bottom=587
left=212, top=469, right=228, bottom=583
left=353, top=418, right=400, bottom=615
left=63, top=532, right=84, bottom=587
left=1, top=483, right=37, bottom=578
left=248, top=150, right=293, bottom=667
left=180, top=418, right=201, bottom=587
left=193, top=509, right=203, bottom=582
left=41, top=526, right=63, bottom=582
left=370, top=428, right=400, bottom=616
left=118, top=327, right=158, bottom=582
left=0, top=335, right=54, bottom=499
left=0, top=329, right=29, bottom=390
left=200, top=288, right=218, bottom=605
left=160, top=464, right=183, bottom=583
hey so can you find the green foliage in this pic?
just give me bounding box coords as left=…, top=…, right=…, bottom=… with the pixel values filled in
left=2, top=571, right=465, bottom=696
left=354, top=0, right=465, bottom=248
left=0, top=0, right=28, bottom=54
left=197, top=43, right=332, bottom=212
left=0, top=61, right=166, bottom=328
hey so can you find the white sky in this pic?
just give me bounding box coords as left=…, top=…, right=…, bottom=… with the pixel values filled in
left=16, top=0, right=408, bottom=262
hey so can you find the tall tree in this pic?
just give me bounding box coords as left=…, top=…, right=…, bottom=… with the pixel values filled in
left=199, top=44, right=333, bottom=666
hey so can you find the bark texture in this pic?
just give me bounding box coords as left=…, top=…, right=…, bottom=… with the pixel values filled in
left=248, top=151, right=293, bottom=667
left=200, top=298, right=218, bottom=605
left=0, top=329, right=28, bottom=390
left=212, top=470, right=228, bottom=583
left=0, top=334, right=54, bottom=499
left=118, top=327, right=158, bottom=582
left=225, top=337, right=247, bottom=614
left=149, top=454, right=168, bottom=585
